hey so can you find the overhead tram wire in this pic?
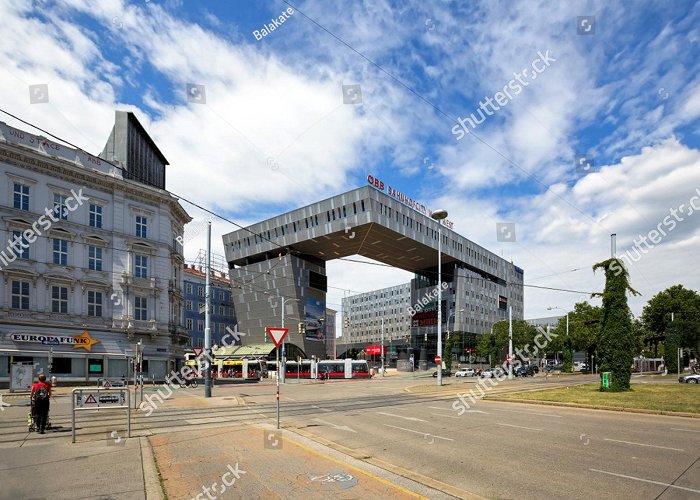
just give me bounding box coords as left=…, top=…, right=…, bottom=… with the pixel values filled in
left=282, top=2, right=599, bottom=227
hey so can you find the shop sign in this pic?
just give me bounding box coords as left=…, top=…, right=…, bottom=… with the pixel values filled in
left=11, top=331, right=100, bottom=351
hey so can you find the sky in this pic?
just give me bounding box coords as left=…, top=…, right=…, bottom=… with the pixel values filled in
left=1, top=0, right=699, bottom=335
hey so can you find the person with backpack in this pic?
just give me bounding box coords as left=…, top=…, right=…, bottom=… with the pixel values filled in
left=31, top=373, right=52, bottom=434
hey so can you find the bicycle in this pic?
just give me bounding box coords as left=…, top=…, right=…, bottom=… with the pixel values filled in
left=180, top=376, right=198, bottom=388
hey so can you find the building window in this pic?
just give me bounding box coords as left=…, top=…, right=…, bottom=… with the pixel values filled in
left=136, top=216, right=147, bottom=238
left=53, top=193, right=69, bottom=220
left=12, top=231, right=30, bottom=259
left=135, top=255, right=148, bottom=278
left=197, top=338, right=203, bottom=348
left=198, top=286, right=204, bottom=297
left=134, top=296, right=148, bottom=320
left=51, top=286, right=68, bottom=313
left=52, top=238, right=68, bottom=265
left=13, top=183, right=30, bottom=211
left=11, top=280, right=29, bottom=309
left=88, top=246, right=102, bottom=271
left=87, top=290, right=103, bottom=317
left=186, top=318, right=193, bottom=330
left=89, top=204, right=103, bottom=228
left=219, top=291, right=224, bottom=300
left=219, top=305, right=224, bottom=315
left=198, top=320, right=204, bottom=332
left=186, top=300, right=192, bottom=311
left=186, top=283, right=192, bottom=294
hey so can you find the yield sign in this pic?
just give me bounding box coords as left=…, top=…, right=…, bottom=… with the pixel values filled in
left=266, top=327, right=288, bottom=348
left=192, top=347, right=203, bottom=357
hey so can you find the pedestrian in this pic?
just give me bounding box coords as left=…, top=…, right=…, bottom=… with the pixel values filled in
left=31, top=373, right=52, bottom=434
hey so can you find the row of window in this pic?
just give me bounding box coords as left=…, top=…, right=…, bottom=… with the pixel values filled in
left=184, top=319, right=233, bottom=334
left=184, top=300, right=235, bottom=317
left=8, top=234, right=149, bottom=276
left=233, top=200, right=368, bottom=249
left=10, top=280, right=148, bottom=319
left=12, top=182, right=149, bottom=238
left=184, top=283, right=230, bottom=300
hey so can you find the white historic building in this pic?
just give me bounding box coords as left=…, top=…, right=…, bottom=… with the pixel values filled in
left=0, top=111, right=190, bottom=385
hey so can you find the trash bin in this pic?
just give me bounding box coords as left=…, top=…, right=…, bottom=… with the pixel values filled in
left=602, top=371, right=611, bottom=388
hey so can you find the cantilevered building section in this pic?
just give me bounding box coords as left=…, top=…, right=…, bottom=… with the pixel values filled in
left=222, top=181, right=524, bottom=360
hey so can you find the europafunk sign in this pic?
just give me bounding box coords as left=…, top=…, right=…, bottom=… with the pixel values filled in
left=11, top=331, right=100, bottom=351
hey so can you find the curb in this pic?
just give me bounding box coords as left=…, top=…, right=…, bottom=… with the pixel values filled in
left=141, top=436, right=167, bottom=499
left=486, top=397, right=700, bottom=418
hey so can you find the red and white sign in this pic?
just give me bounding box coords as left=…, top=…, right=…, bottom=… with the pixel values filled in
left=365, top=345, right=385, bottom=356
left=192, top=347, right=203, bottom=357
left=266, top=327, right=289, bottom=348
left=434, top=356, right=442, bottom=363
left=506, top=356, right=512, bottom=363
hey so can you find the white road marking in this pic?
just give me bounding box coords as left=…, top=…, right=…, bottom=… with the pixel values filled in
left=465, top=410, right=489, bottom=414
left=286, top=397, right=297, bottom=401
left=431, top=412, right=461, bottom=419
left=590, top=469, right=700, bottom=494
left=312, top=418, right=356, bottom=433
left=428, top=406, right=449, bottom=411
left=383, top=424, right=454, bottom=442
left=671, top=428, right=700, bottom=433
left=490, top=408, right=561, bottom=418
left=496, top=423, right=542, bottom=431
left=603, top=438, right=684, bottom=452
left=377, top=412, right=427, bottom=422
left=312, top=405, right=332, bottom=412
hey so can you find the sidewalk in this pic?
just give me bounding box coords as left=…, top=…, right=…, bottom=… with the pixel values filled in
left=149, top=424, right=456, bottom=499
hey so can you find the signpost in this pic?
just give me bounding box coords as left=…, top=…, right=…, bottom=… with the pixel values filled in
left=266, top=327, right=289, bottom=430
left=72, top=388, right=130, bottom=443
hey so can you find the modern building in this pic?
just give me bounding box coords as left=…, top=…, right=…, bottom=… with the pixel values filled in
left=223, top=175, right=524, bottom=361
left=0, top=111, right=190, bottom=386
left=183, top=263, right=237, bottom=349
left=341, top=282, right=412, bottom=346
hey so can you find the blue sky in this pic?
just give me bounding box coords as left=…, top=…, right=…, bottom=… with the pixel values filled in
left=2, top=0, right=700, bottom=322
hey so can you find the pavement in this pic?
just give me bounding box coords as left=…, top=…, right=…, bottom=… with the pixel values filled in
left=0, top=379, right=469, bottom=499
left=1, top=373, right=697, bottom=499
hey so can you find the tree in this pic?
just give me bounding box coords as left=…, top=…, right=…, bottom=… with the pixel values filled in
left=593, top=258, right=640, bottom=391
left=641, top=285, right=700, bottom=356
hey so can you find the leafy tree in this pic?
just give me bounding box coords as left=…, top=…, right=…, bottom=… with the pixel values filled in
left=641, top=285, right=700, bottom=354
left=593, top=258, right=640, bottom=391
left=476, top=332, right=498, bottom=367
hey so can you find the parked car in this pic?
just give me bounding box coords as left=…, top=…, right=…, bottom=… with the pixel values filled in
left=480, top=367, right=505, bottom=378
left=545, top=364, right=563, bottom=373
left=455, top=368, right=477, bottom=377
left=515, top=365, right=536, bottom=377
left=432, top=369, right=452, bottom=378
left=678, top=374, right=700, bottom=384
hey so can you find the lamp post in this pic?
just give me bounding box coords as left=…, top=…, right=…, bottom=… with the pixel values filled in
left=446, top=308, right=464, bottom=368
left=431, top=209, right=448, bottom=386
left=279, top=296, right=300, bottom=383
left=548, top=306, right=570, bottom=371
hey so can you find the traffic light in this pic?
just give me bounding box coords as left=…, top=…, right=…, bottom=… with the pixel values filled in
left=298, top=322, right=305, bottom=335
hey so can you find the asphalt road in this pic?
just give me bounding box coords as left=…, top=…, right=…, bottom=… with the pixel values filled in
left=1, top=373, right=698, bottom=499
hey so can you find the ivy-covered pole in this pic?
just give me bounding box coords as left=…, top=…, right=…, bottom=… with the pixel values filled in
left=593, top=258, right=640, bottom=391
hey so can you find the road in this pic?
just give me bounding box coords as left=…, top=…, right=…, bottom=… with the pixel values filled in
left=1, top=373, right=698, bottom=499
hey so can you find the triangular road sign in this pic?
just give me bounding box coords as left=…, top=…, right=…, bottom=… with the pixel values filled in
left=193, top=347, right=203, bottom=357
left=84, top=394, right=97, bottom=404
left=103, top=380, right=111, bottom=388
left=266, top=327, right=289, bottom=348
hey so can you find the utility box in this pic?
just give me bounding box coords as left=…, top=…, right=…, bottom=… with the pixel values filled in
left=602, top=371, right=611, bottom=389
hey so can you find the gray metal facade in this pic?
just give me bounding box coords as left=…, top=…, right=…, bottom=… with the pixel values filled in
left=222, top=185, right=524, bottom=359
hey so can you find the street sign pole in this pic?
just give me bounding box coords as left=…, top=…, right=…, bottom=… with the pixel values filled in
left=204, top=221, right=212, bottom=398
left=266, top=327, right=288, bottom=430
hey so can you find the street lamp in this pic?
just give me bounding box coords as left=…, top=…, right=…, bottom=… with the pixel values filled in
left=278, top=296, right=300, bottom=383
left=431, top=209, right=448, bottom=386
left=548, top=306, right=570, bottom=372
